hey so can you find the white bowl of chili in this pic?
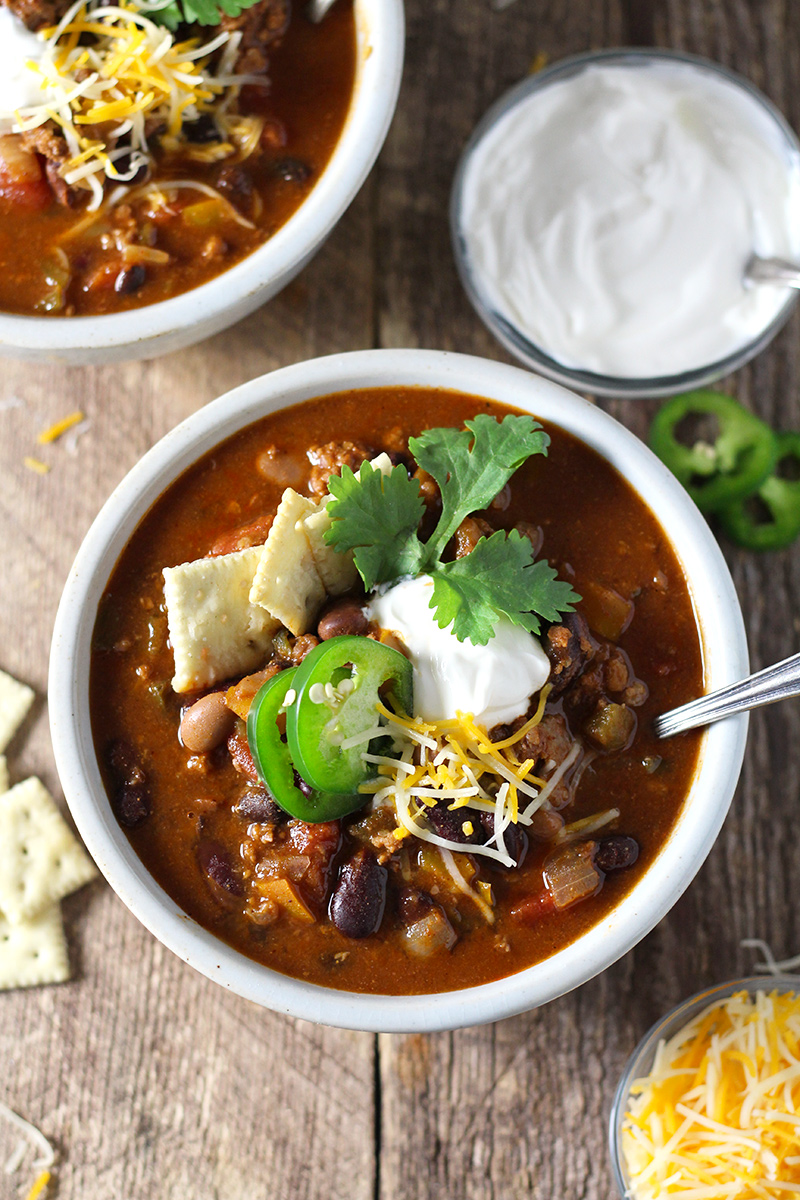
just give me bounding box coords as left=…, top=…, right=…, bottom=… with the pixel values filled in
left=49, top=349, right=749, bottom=1031
left=0, top=0, right=404, bottom=364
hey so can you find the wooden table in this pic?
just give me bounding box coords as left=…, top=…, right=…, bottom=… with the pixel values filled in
left=2, top=2, right=799, bottom=1196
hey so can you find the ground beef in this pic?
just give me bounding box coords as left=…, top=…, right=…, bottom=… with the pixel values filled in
left=220, top=0, right=291, bottom=73
left=545, top=612, right=598, bottom=700
left=4, top=0, right=71, bottom=29
left=307, top=440, right=374, bottom=496
left=18, top=127, right=73, bottom=206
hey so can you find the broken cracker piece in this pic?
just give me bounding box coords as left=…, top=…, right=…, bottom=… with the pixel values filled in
left=0, top=903, right=69, bottom=990
left=0, top=668, right=34, bottom=754
left=163, top=545, right=279, bottom=694
left=250, top=489, right=326, bottom=635
left=302, top=454, right=395, bottom=596
left=0, top=778, right=97, bottom=925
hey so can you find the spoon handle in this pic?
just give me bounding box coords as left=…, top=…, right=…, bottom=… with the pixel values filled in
left=654, top=651, right=800, bottom=739
left=747, top=256, right=800, bottom=289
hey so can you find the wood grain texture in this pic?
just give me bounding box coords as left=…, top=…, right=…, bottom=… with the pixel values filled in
left=2, top=2, right=800, bottom=1198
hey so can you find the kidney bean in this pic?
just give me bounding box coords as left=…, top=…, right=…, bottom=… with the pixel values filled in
left=329, top=849, right=387, bottom=939
left=595, top=835, right=639, bottom=872
left=317, top=598, right=368, bottom=640
left=197, top=841, right=243, bottom=901
left=105, top=739, right=150, bottom=825
left=273, top=157, right=311, bottom=183
left=180, top=692, right=236, bottom=754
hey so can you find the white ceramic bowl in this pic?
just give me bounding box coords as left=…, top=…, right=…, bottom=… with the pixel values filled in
left=49, top=349, right=749, bottom=1031
left=0, top=0, right=404, bottom=366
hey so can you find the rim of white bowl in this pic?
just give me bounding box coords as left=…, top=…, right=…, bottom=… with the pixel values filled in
left=0, top=0, right=405, bottom=357
left=49, top=349, right=749, bottom=1032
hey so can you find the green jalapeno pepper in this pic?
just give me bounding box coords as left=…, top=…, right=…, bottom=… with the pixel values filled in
left=246, top=667, right=364, bottom=823
left=287, top=636, right=414, bottom=796
left=650, top=390, right=777, bottom=513
left=717, top=432, right=800, bottom=551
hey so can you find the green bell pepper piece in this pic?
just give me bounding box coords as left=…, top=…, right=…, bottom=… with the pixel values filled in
left=717, top=432, right=800, bottom=551
left=287, top=636, right=413, bottom=796
left=246, top=667, right=364, bottom=823
left=650, top=390, right=777, bottom=513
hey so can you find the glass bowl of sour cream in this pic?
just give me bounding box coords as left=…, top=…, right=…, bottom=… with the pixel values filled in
left=451, top=49, right=800, bottom=399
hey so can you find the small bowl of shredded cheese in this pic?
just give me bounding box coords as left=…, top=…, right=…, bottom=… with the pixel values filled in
left=610, top=976, right=800, bottom=1199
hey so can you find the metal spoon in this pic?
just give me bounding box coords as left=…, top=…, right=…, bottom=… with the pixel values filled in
left=746, top=256, right=800, bottom=289
left=306, top=0, right=338, bottom=21
left=654, top=651, right=800, bottom=738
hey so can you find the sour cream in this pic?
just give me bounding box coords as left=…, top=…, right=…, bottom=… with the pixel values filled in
left=0, top=10, right=50, bottom=133
left=368, top=575, right=550, bottom=727
left=457, top=57, right=800, bottom=379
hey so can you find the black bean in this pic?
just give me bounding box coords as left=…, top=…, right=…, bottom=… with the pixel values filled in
left=273, top=157, right=312, bottom=183
left=427, top=802, right=484, bottom=845
left=197, top=841, right=242, bottom=897
left=317, top=598, right=369, bottom=640
left=115, top=784, right=150, bottom=828
left=329, top=849, right=387, bottom=939
left=595, top=835, right=639, bottom=872
left=186, top=114, right=221, bottom=144
left=111, top=151, right=149, bottom=185
left=115, top=264, right=146, bottom=294
left=479, top=812, right=528, bottom=868
left=234, top=788, right=285, bottom=824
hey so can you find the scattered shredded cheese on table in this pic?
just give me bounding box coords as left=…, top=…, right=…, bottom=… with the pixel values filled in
left=621, top=988, right=800, bottom=1198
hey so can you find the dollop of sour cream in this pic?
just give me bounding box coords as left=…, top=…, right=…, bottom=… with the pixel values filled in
left=0, top=10, right=50, bottom=133
left=459, top=60, right=800, bottom=378
left=367, top=575, right=550, bottom=728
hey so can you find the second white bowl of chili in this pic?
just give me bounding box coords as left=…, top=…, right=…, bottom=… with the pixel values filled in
left=49, top=349, right=749, bottom=1030
left=0, top=0, right=404, bottom=364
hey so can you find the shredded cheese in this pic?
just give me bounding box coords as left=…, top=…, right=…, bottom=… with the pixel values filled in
left=36, top=411, right=84, bottom=444
left=360, top=694, right=583, bottom=873
left=23, top=457, right=50, bottom=475
left=3, top=0, right=265, bottom=210
left=621, top=988, right=800, bottom=1198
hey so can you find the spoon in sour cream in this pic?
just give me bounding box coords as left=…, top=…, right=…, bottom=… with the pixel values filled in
left=654, top=650, right=800, bottom=737
left=746, top=255, right=800, bottom=289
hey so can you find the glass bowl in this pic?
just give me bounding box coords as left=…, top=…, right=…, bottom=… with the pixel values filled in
left=450, top=49, right=800, bottom=399
left=608, top=974, right=800, bottom=1197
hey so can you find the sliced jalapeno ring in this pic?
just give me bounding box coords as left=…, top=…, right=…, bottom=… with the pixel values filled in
left=287, top=635, right=414, bottom=796
left=717, top=432, right=800, bottom=551
left=246, top=667, right=364, bottom=823
left=650, top=390, right=777, bottom=513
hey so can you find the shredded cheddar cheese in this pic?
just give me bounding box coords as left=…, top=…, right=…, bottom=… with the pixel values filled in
left=4, top=0, right=265, bottom=210
left=358, top=686, right=581, bottom=879
left=621, top=988, right=800, bottom=1198
left=23, top=457, right=50, bottom=475
left=37, top=411, right=84, bottom=444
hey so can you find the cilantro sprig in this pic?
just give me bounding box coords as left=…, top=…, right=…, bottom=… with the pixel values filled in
left=324, top=415, right=580, bottom=645
left=147, top=0, right=261, bottom=30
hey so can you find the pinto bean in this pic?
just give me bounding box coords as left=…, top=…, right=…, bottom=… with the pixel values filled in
left=329, top=849, right=387, bottom=938
left=180, top=692, right=236, bottom=753
left=317, top=598, right=368, bottom=640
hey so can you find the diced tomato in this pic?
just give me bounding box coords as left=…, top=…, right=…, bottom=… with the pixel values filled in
left=510, top=889, right=556, bottom=924
left=0, top=136, right=51, bottom=211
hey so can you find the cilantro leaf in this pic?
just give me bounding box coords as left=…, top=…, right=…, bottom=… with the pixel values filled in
left=324, top=462, right=427, bottom=591
left=429, top=530, right=579, bottom=645
left=148, top=0, right=262, bottom=28
left=410, top=414, right=550, bottom=563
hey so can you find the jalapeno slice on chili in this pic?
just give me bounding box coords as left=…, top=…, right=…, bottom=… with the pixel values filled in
left=650, top=390, right=777, bottom=513
left=287, top=636, right=414, bottom=796
left=246, top=667, right=364, bottom=823
left=716, top=432, right=800, bottom=550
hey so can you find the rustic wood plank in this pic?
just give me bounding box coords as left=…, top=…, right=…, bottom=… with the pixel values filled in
left=0, top=186, right=377, bottom=1200
left=377, top=3, right=800, bottom=1199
